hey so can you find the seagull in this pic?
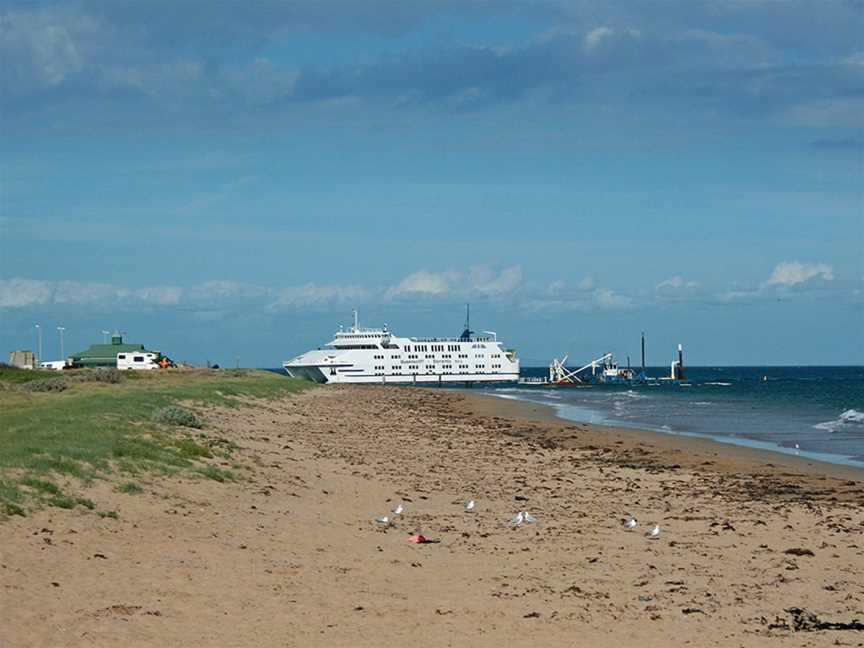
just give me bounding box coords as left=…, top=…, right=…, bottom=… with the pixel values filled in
left=465, top=499, right=476, bottom=512
left=647, top=524, right=661, bottom=539
left=510, top=511, right=537, bottom=526
left=375, top=515, right=391, bottom=525
left=391, top=503, right=404, bottom=516
left=623, top=516, right=637, bottom=530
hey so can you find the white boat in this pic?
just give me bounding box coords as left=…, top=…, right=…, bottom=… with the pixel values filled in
left=283, top=309, right=519, bottom=384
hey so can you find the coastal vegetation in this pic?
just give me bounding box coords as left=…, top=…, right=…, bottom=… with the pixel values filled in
left=0, top=368, right=312, bottom=518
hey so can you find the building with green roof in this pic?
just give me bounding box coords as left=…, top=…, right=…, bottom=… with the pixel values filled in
left=70, top=333, right=159, bottom=369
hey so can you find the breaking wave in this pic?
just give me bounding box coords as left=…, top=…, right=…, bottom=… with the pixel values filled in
left=814, top=409, right=864, bottom=433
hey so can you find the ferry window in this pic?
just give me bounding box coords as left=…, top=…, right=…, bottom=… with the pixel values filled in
left=134, top=356, right=144, bottom=362
left=118, top=354, right=126, bottom=359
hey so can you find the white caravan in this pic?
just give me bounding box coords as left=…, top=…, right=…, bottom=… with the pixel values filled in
left=117, top=351, right=160, bottom=371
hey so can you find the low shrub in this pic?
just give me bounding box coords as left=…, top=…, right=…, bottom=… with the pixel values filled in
left=72, top=369, right=125, bottom=384
left=2, top=502, right=26, bottom=517
left=151, top=405, right=202, bottom=429
left=118, top=481, right=143, bottom=495
left=19, top=378, right=68, bottom=393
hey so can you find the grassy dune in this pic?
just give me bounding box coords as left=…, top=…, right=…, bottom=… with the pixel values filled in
left=0, top=368, right=312, bottom=518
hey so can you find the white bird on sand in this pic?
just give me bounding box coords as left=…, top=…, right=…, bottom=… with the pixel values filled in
left=647, top=524, right=661, bottom=539
left=391, top=503, right=404, bottom=515
left=465, top=499, right=476, bottom=512
left=623, top=516, right=637, bottom=530
left=510, top=511, right=537, bottom=526
left=375, top=515, right=391, bottom=525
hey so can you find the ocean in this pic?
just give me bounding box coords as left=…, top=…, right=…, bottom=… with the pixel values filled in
left=477, top=366, right=864, bottom=469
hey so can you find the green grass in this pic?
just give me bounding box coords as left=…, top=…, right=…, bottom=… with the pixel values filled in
left=0, top=369, right=312, bottom=518
left=48, top=494, right=95, bottom=510
left=20, top=477, right=62, bottom=495
left=0, top=366, right=53, bottom=384
left=196, top=464, right=236, bottom=482
left=118, top=481, right=144, bottom=495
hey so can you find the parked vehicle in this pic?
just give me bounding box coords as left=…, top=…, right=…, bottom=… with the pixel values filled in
left=117, top=352, right=160, bottom=371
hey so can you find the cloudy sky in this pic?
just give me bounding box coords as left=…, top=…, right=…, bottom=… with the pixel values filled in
left=1, top=0, right=862, bottom=366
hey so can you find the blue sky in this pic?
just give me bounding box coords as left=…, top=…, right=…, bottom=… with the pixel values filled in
left=1, top=0, right=862, bottom=366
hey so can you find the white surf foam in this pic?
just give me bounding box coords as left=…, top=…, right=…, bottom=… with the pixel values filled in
left=814, top=408, right=864, bottom=432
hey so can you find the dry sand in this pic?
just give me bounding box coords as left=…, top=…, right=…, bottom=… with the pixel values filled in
left=2, top=385, right=863, bottom=647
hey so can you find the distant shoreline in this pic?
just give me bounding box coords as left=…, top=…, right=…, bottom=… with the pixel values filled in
left=458, top=389, right=864, bottom=483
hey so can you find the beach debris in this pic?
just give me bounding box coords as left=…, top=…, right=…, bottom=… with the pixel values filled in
left=510, top=511, right=537, bottom=526
left=783, top=547, right=815, bottom=557
left=767, top=607, right=864, bottom=632
left=647, top=524, right=661, bottom=539
left=407, top=534, right=428, bottom=544
left=391, top=503, right=404, bottom=516
left=465, top=499, right=476, bottom=512
left=623, top=516, right=638, bottom=530
left=375, top=515, right=392, bottom=525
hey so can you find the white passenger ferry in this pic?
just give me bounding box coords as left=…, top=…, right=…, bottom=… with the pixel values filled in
left=283, top=310, right=519, bottom=384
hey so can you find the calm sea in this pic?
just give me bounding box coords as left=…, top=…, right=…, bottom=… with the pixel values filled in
left=477, top=366, right=864, bottom=469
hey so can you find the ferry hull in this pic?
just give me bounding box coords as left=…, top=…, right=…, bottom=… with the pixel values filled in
left=284, top=364, right=518, bottom=385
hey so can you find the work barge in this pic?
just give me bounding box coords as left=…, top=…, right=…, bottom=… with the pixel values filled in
left=519, top=335, right=688, bottom=387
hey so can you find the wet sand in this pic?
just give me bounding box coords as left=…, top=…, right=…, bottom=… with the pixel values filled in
left=2, top=385, right=863, bottom=647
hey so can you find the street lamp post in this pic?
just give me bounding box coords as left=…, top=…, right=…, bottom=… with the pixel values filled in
left=57, top=326, right=66, bottom=363
left=35, top=324, right=42, bottom=364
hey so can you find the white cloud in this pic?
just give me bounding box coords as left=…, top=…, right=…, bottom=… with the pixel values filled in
left=583, top=26, right=614, bottom=52
left=656, top=276, right=700, bottom=290
left=388, top=270, right=456, bottom=296
left=546, top=279, right=565, bottom=295
left=843, top=51, right=864, bottom=67
left=273, top=283, right=369, bottom=308
left=0, top=278, right=53, bottom=307
left=52, top=280, right=120, bottom=304
left=387, top=266, right=521, bottom=298
left=765, top=261, right=834, bottom=287
left=468, top=265, right=522, bottom=295
left=0, top=277, right=367, bottom=310
left=594, top=288, right=632, bottom=309
left=577, top=276, right=595, bottom=291
left=133, top=286, right=184, bottom=305
left=782, top=98, right=864, bottom=128
left=189, top=281, right=269, bottom=301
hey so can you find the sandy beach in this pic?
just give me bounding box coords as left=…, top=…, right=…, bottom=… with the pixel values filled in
left=2, top=384, right=863, bottom=647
